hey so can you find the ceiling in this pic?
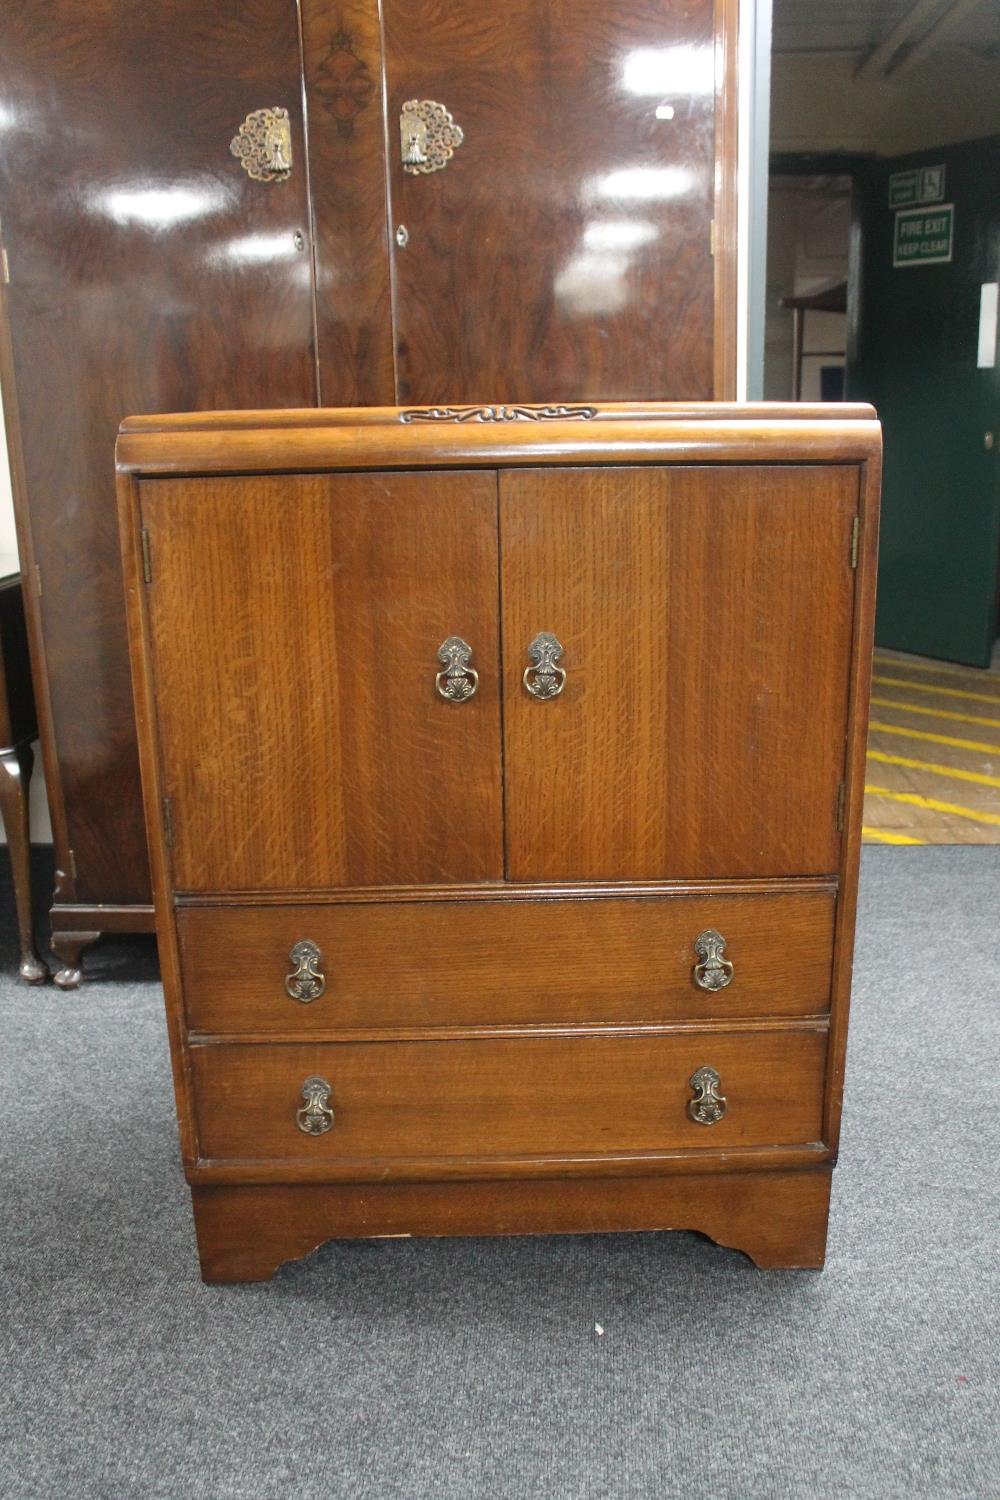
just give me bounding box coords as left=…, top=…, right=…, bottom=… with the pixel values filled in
left=773, top=0, right=1000, bottom=61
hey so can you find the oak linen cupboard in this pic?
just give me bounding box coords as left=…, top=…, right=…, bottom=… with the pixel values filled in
left=0, top=0, right=737, bottom=982
left=116, top=402, right=881, bottom=1283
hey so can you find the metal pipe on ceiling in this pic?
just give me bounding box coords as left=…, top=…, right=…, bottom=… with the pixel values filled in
left=888, top=0, right=989, bottom=76
left=855, top=0, right=949, bottom=79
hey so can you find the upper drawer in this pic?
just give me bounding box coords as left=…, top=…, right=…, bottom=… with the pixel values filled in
left=177, top=889, right=835, bottom=1034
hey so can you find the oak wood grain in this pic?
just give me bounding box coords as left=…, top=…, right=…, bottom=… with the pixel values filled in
left=501, top=464, right=859, bottom=880
left=114, top=403, right=881, bottom=1278
left=116, top=406, right=882, bottom=477
left=190, top=1029, right=827, bottom=1162
left=192, top=1168, right=833, bottom=1280
left=141, top=469, right=503, bottom=890
left=178, top=889, right=836, bottom=1032
left=824, top=453, right=881, bottom=1149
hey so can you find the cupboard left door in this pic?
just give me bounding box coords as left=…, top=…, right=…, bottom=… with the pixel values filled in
left=139, top=470, right=504, bottom=892
left=0, top=0, right=318, bottom=915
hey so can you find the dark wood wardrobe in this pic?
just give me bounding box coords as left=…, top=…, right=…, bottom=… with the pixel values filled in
left=0, top=0, right=738, bottom=984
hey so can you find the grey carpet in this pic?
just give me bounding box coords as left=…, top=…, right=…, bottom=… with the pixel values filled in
left=1, top=847, right=997, bottom=1500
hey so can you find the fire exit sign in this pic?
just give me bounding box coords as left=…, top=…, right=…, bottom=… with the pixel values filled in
left=893, top=204, right=954, bottom=267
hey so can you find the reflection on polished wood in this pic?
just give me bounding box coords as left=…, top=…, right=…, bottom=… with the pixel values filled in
left=0, top=1, right=317, bottom=971
left=383, top=0, right=728, bottom=403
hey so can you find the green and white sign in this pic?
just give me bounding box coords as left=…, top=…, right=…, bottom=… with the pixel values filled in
left=888, top=164, right=946, bottom=208
left=893, top=204, right=954, bottom=267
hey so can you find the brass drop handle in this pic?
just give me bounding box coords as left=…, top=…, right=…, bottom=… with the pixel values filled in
left=688, top=1066, right=727, bottom=1126
left=296, top=1076, right=334, bottom=1136
left=436, top=636, right=479, bottom=702
left=285, top=940, right=325, bottom=1003
left=230, top=107, right=292, bottom=181
left=523, top=632, right=566, bottom=699
left=400, top=99, right=464, bottom=173
left=692, top=929, right=734, bottom=992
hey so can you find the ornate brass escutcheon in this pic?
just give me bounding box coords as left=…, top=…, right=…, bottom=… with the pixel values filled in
left=400, top=99, right=464, bottom=174
left=523, top=632, right=567, bottom=700
left=230, top=107, right=293, bottom=182
left=296, top=1076, right=334, bottom=1136
left=285, top=939, right=325, bottom=1003
left=688, top=1066, right=727, bottom=1126
left=692, top=929, right=734, bottom=992
left=436, top=636, right=479, bottom=702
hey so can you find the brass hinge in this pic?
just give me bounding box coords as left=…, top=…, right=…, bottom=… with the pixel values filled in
left=709, top=219, right=716, bottom=257
left=34, top=564, right=42, bottom=599
left=836, top=781, right=846, bottom=833
left=140, top=527, right=152, bottom=584
left=1, top=246, right=9, bottom=285
left=162, top=795, right=174, bottom=850
left=850, top=516, right=860, bottom=570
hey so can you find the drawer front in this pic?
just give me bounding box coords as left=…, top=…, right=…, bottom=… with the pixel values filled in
left=190, top=1029, right=827, bottom=1162
left=178, top=891, right=836, bottom=1034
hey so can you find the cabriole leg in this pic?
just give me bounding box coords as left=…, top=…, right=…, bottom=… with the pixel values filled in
left=0, top=743, right=49, bottom=984
left=51, top=929, right=101, bottom=990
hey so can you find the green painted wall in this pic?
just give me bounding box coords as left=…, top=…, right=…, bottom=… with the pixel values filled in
left=849, top=136, right=1000, bottom=667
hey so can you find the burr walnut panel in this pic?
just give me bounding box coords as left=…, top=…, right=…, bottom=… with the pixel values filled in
left=383, top=0, right=720, bottom=404
left=0, top=0, right=318, bottom=908
left=302, top=0, right=396, bottom=405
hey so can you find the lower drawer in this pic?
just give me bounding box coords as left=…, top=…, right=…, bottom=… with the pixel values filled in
left=177, top=890, right=836, bottom=1033
left=190, top=1028, right=827, bottom=1163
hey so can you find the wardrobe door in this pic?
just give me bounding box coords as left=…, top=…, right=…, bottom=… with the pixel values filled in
left=382, top=0, right=729, bottom=405
left=500, top=466, right=860, bottom=882
left=140, top=470, right=504, bottom=892
left=0, top=1, right=317, bottom=910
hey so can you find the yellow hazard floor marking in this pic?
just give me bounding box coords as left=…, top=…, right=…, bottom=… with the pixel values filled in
left=868, top=720, right=1000, bottom=755
left=872, top=674, right=1000, bottom=706
left=873, top=653, right=997, bottom=684
left=862, top=826, right=925, bottom=845
left=867, top=749, right=1000, bottom=789
left=870, top=695, right=1000, bottom=731
left=864, top=784, right=1000, bottom=828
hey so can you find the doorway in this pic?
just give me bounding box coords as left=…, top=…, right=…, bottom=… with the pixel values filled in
left=765, top=0, right=1000, bottom=844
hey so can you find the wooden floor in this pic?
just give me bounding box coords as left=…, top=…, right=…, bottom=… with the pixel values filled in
left=863, top=644, right=1000, bottom=845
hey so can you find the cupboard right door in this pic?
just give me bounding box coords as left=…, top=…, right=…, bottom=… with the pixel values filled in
left=500, top=465, right=859, bottom=882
